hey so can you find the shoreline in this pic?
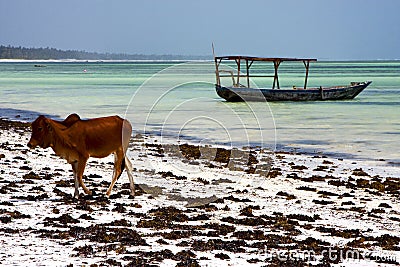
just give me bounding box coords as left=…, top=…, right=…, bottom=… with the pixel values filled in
left=0, top=119, right=399, bottom=266
left=1, top=111, right=397, bottom=167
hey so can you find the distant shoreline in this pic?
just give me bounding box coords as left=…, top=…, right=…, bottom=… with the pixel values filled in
left=2, top=45, right=399, bottom=62
left=0, top=45, right=211, bottom=61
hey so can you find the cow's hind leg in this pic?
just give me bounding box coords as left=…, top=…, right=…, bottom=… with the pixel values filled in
left=124, top=157, right=135, bottom=197
left=71, top=162, right=80, bottom=199
left=106, top=150, right=124, bottom=196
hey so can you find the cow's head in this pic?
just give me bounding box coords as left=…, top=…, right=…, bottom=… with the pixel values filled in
left=27, top=115, right=53, bottom=149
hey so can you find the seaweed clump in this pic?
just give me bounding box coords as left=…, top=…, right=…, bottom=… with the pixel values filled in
left=136, top=206, right=188, bottom=230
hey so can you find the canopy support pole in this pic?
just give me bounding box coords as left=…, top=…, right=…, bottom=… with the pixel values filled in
left=235, top=59, right=241, bottom=86
left=273, top=60, right=281, bottom=89
left=246, top=59, right=250, bottom=87
left=303, top=60, right=310, bottom=89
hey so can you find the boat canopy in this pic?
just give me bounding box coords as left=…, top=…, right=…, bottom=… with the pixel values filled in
left=214, top=55, right=317, bottom=89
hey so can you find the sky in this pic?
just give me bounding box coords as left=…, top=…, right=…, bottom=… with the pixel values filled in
left=0, top=0, right=399, bottom=60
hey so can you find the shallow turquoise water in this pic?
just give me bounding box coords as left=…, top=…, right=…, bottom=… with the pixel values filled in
left=0, top=61, right=399, bottom=163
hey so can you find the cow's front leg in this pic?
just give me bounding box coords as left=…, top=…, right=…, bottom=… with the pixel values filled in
left=76, top=157, right=92, bottom=195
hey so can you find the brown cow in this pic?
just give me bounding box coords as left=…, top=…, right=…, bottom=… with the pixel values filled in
left=27, top=114, right=135, bottom=199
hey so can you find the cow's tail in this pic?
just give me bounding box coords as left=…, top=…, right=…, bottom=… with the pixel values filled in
left=120, top=157, right=126, bottom=173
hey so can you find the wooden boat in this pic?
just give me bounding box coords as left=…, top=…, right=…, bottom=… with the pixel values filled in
left=216, top=81, right=372, bottom=102
left=213, top=55, right=372, bottom=102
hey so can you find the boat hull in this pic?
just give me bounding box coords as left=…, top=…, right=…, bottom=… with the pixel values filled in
left=216, top=81, right=372, bottom=102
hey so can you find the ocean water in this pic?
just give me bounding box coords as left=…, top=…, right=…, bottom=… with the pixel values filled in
left=0, top=60, right=399, bottom=164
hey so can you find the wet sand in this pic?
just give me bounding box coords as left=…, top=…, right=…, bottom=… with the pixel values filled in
left=0, top=118, right=399, bottom=266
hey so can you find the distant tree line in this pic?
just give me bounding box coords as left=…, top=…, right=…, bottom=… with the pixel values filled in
left=0, top=45, right=209, bottom=60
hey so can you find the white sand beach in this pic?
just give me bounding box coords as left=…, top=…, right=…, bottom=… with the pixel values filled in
left=0, top=119, right=399, bottom=266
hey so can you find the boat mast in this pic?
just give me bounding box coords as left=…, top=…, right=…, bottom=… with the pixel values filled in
left=212, top=43, right=221, bottom=86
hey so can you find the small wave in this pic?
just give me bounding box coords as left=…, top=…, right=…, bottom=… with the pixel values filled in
left=0, top=108, right=60, bottom=122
